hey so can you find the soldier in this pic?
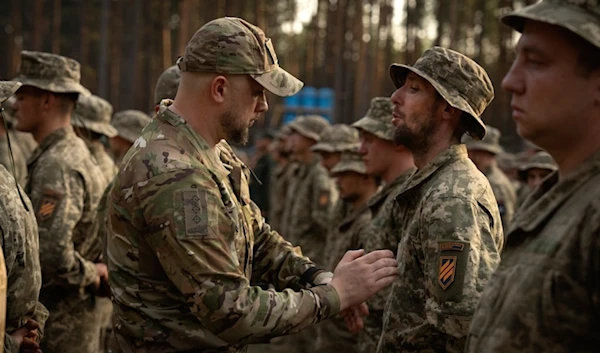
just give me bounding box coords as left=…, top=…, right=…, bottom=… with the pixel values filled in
left=373, top=47, right=503, bottom=353
left=106, top=17, right=398, bottom=353
left=318, top=150, right=378, bottom=353
left=350, top=97, right=416, bottom=353
left=465, top=125, right=517, bottom=230
left=12, top=51, right=108, bottom=353
left=466, top=2, right=600, bottom=349
left=268, top=125, right=294, bottom=232
left=109, top=110, right=151, bottom=165
left=249, top=130, right=275, bottom=220
left=0, top=81, right=48, bottom=353
left=518, top=150, right=557, bottom=193
left=153, top=65, right=181, bottom=112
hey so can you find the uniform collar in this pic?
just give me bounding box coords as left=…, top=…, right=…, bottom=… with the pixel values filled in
left=27, top=125, right=75, bottom=167
left=401, top=144, right=467, bottom=194
left=368, top=167, right=416, bottom=209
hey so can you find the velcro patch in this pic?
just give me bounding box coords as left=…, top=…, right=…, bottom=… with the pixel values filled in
left=37, top=189, right=63, bottom=222
left=182, top=190, right=209, bottom=237
left=439, top=242, right=464, bottom=251
left=436, top=241, right=470, bottom=302
left=318, top=191, right=329, bottom=207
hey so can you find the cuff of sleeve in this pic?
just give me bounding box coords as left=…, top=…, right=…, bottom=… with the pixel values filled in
left=4, top=333, right=20, bottom=353
left=313, top=271, right=333, bottom=285
left=311, top=284, right=341, bottom=321
left=81, top=258, right=98, bottom=288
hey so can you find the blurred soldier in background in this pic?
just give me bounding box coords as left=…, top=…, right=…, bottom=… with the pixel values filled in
left=268, top=125, right=294, bottom=232
left=153, top=65, right=180, bottom=112
left=518, top=150, right=558, bottom=193
left=249, top=130, right=275, bottom=220
left=109, top=110, right=151, bottom=164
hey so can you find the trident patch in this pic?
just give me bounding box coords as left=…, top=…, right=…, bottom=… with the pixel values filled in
left=438, top=256, right=457, bottom=290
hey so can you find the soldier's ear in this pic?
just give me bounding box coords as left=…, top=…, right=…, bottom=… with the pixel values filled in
left=210, top=75, right=229, bottom=104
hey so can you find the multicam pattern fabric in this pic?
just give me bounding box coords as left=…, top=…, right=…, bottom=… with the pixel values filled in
left=351, top=97, right=396, bottom=141
left=311, top=124, right=360, bottom=153
left=154, top=66, right=181, bottom=104
left=72, top=94, right=117, bottom=138
left=106, top=107, right=339, bottom=352
left=25, top=126, right=105, bottom=353
left=111, top=110, right=151, bottom=144
left=466, top=150, right=600, bottom=352
left=178, top=17, right=303, bottom=97
left=376, top=145, right=503, bottom=353
left=390, top=47, right=494, bottom=140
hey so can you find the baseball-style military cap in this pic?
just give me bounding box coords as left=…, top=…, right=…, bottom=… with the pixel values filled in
left=311, top=124, right=360, bottom=153
left=177, top=17, right=303, bottom=97
left=13, top=51, right=90, bottom=96
left=288, top=115, right=331, bottom=141
left=518, top=151, right=558, bottom=180
left=352, top=97, right=395, bottom=141
left=0, top=81, right=21, bottom=104
left=111, top=110, right=151, bottom=144
left=72, top=94, right=117, bottom=137
left=390, top=47, right=494, bottom=140
left=463, top=125, right=503, bottom=155
left=331, top=150, right=367, bottom=175
left=503, top=0, right=600, bottom=49
left=154, top=65, right=181, bottom=105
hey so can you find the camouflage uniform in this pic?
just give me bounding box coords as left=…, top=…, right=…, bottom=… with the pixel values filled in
left=466, top=3, right=600, bottom=351
left=351, top=97, right=416, bottom=353
left=465, top=125, right=517, bottom=230
left=267, top=126, right=294, bottom=233
left=377, top=47, right=503, bottom=353
left=0, top=131, right=28, bottom=186
left=14, top=51, right=106, bottom=353
left=106, top=18, right=340, bottom=353
left=154, top=66, right=181, bottom=105
left=111, top=110, right=152, bottom=145
left=0, top=250, right=5, bottom=353
left=0, top=81, right=48, bottom=353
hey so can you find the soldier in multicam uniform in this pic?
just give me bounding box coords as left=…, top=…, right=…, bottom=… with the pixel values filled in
left=317, top=150, right=378, bottom=353
left=517, top=150, right=557, bottom=194
left=348, top=97, right=416, bottom=353
left=106, top=17, right=398, bottom=353
left=465, top=125, right=517, bottom=230
left=466, top=2, right=600, bottom=351
left=0, top=81, right=48, bottom=353
left=12, top=51, right=109, bottom=353
left=109, top=110, right=151, bottom=165
left=373, top=47, right=503, bottom=353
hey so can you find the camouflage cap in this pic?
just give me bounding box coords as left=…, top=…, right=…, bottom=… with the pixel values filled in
left=0, top=81, right=21, bottom=104
left=497, top=152, right=519, bottom=170
left=502, top=0, right=600, bottom=49
left=277, top=124, right=293, bottom=139
left=177, top=17, right=303, bottom=97
left=311, top=124, right=360, bottom=153
left=13, top=51, right=90, bottom=96
left=331, top=150, right=367, bottom=175
left=154, top=65, right=181, bottom=105
left=351, top=97, right=395, bottom=141
left=111, top=110, right=152, bottom=144
left=390, top=47, right=494, bottom=140
left=72, top=94, right=117, bottom=137
left=288, top=115, right=331, bottom=141
left=518, top=151, right=558, bottom=180
left=463, top=124, right=503, bottom=155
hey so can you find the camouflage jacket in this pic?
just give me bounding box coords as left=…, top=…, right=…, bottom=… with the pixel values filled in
left=279, top=158, right=337, bottom=265
left=358, top=168, right=416, bottom=353
left=324, top=203, right=371, bottom=272
left=88, top=140, right=117, bottom=185
left=466, top=150, right=600, bottom=353
left=377, top=144, right=503, bottom=353
left=0, top=132, right=28, bottom=186
left=0, top=165, right=48, bottom=353
left=485, top=163, right=517, bottom=232
left=106, top=108, right=339, bottom=353
left=25, top=126, right=105, bottom=305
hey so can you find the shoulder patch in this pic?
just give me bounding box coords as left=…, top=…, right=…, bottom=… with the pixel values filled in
left=438, top=256, right=457, bottom=290
left=436, top=241, right=470, bottom=302
left=182, top=190, right=210, bottom=237
left=318, top=190, right=329, bottom=207
left=37, top=189, right=63, bottom=222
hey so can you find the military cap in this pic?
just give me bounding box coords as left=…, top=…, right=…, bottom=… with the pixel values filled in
left=0, top=81, right=21, bottom=104
left=497, top=152, right=519, bottom=170
left=352, top=97, right=395, bottom=141
left=503, top=0, right=600, bottom=49
left=463, top=125, right=503, bottom=155
left=311, top=124, right=360, bottom=153
left=288, top=115, right=331, bottom=141
left=277, top=124, right=293, bottom=139
left=518, top=151, right=558, bottom=180
left=154, top=65, right=181, bottom=105
left=111, top=110, right=151, bottom=144
left=72, top=94, right=117, bottom=137
left=331, top=150, right=367, bottom=175
left=390, top=47, right=494, bottom=140
left=13, top=51, right=90, bottom=96
left=177, top=17, right=303, bottom=97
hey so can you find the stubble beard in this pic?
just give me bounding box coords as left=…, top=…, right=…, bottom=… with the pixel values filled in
left=221, top=109, right=249, bottom=145
left=393, top=108, right=438, bottom=156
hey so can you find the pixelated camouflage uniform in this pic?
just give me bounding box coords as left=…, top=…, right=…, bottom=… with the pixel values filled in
left=377, top=47, right=503, bottom=353
left=0, top=131, right=28, bottom=186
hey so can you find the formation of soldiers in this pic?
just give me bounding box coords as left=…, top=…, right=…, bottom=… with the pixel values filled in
left=0, top=1, right=598, bottom=353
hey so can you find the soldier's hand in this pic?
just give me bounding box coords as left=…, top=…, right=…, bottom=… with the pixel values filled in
left=330, top=249, right=397, bottom=311
left=341, top=302, right=369, bottom=333
left=10, top=319, right=42, bottom=353
left=93, top=263, right=111, bottom=297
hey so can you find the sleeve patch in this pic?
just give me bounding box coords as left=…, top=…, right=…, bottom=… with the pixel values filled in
left=438, top=256, right=457, bottom=290
left=177, top=189, right=216, bottom=239
left=37, top=189, right=63, bottom=222
left=318, top=191, right=329, bottom=207
left=436, top=241, right=470, bottom=302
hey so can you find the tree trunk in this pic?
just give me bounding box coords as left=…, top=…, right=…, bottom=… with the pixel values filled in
left=178, top=0, right=191, bottom=56
left=162, top=0, right=172, bottom=70
left=32, top=0, right=43, bottom=51
left=8, top=0, right=23, bottom=75
left=51, top=0, right=61, bottom=53
left=98, top=0, right=110, bottom=97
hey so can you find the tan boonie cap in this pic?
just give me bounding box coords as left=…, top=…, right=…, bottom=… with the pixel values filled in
left=518, top=151, right=558, bottom=180
left=177, top=17, right=303, bottom=97
left=352, top=97, right=396, bottom=141
left=463, top=125, right=503, bottom=155
left=13, top=51, right=90, bottom=96
left=111, top=110, right=152, bottom=144
left=288, top=115, right=331, bottom=141
left=390, top=47, right=494, bottom=140
left=311, top=124, right=360, bottom=153
left=154, top=65, right=181, bottom=105
left=72, top=94, right=117, bottom=137
left=503, top=0, right=600, bottom=49
left=331, top=150, right=367, bottom=175
left=0, top=81, right=21, bottom=104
